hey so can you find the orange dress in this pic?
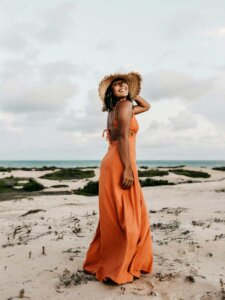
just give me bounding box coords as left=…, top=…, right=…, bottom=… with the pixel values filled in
left=82, top=105, right=154, bottom=284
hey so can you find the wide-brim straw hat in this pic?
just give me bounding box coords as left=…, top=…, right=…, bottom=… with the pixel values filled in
left=98, top=71, right=142, bottom=109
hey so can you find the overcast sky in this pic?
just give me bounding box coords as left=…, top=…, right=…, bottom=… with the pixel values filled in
left=0, top=0, right=225, bottom=160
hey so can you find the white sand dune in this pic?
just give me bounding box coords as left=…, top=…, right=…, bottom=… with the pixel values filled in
left=0, top=166, right=224, bottom=299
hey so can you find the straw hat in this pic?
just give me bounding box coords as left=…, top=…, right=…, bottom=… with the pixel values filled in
left=98, top=71, right=142, bottom=109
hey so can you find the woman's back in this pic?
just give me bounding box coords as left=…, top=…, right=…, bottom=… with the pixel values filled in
left=103, top=100, right=139, bottom=143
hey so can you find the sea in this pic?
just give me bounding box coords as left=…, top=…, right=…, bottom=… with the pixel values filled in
left=0, top=160, right=225, bottom=169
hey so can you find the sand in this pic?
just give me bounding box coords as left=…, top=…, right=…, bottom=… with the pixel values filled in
left=0, top=165, right=225, bottom=300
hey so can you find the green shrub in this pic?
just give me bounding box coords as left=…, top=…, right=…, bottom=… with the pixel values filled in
left=22, top=179, right=45, bottom=191
left=40, top=168, right=95, bottom=180
left=73, top=180, right=99, bottom=196
left=215, top=188, right=225, bottom=192
left=169, top=169, right=210, bottom=178
left=0, top=176, right=17, bottom=193
left=0, top=167, right=13, bottom=172
left=76, top=166, right=98, bottom=169
left=139, top=178, right=175, bottom=187
left=158, top=165, right=186, bottom=168
left=138, top=169, right=169, bottom=177
left=212, top=166, right=225, bottom=171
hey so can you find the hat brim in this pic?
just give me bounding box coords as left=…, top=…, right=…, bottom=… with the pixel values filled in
left=98, top=71, right=142, bottom=105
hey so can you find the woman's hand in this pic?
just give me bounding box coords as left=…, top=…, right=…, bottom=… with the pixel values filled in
left=121, top=166, right=134, bottom=189
left=134, top=95, right=141, bottom=101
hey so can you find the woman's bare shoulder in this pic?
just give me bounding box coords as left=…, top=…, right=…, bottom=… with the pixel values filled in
left=116, top=100, right=132, bottom=119
left=116, top=99, right=132, bottom=110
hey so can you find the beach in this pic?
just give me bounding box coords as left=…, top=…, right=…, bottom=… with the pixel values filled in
left=0, top=165, right=224, bottom=299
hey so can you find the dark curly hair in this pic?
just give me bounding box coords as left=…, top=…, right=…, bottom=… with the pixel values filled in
left=102, top=78, right=132, bottom=112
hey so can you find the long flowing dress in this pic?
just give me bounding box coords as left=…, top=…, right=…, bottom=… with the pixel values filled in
left=82, top=105, right=154, bottom=285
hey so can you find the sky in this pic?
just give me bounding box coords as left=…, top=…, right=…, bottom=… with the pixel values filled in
left=0, top=0, right=225, bottom=160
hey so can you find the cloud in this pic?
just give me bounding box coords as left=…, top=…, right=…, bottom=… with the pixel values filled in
left=168, top=110, right=198, bottom=131
left=154, top=49, right=174, bottom=65
left=94, top=40, right=116, bottom=51
left=134, top=96, right=225, bottom=159
left=142, top=69, right=214, bottom=101
left=34, top=1, right=77, bottom=43
left=162, top=9, right=205, bottom=41
left=0, top=112, right=23, bottom=134
left=0, top=29, right=29, bottom=53
left=39, top=61, right=88, bottom=80
left=0, top=59, right=81, bottom=113
left=200, top=26, right=225, bottom=38
left=148, top=120, right=161, bottom=130
left=142, top=69, right=225, bottom=128
left=184, top=71, right=225, bottom=127
left=0, top=1, right=77, bottom=53
left=140, top=110, right=224, bottom=152
left=0, top=80, right=76, bottom=113
left=57, top=88, right=105, bottom=133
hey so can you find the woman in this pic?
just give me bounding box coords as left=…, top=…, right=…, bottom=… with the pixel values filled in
left=82, top=71, right=154, bottom=285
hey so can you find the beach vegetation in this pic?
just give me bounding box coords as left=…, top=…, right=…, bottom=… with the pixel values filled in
left=22, top=178, right=45, bottom=191
left=139, top=178, right=175, bottom=186
left=212, top=166, right=225, bottom=171
left=169, top=169, right=210, bottom=178
left=158, top=165, right=186, bottom=168
left=138, top=169, right=169, bottom=177
left=215, top=188, right=225, bottom=192
left=0, top=176, right=45, bottom=201
left=40, top=168, right=95, bottom=180
left=73, top=180, right=99, bottom=196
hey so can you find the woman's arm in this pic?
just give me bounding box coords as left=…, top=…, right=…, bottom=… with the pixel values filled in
left=132, top=95, right=151, bottom=115
left=116, top=100, right=134, bottom=189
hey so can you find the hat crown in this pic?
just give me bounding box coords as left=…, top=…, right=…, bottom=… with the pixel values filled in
left=98, top=71, right=142, bottom=108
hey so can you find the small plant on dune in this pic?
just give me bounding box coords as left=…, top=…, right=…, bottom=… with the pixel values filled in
left=73, top=180, right=99, bottom=196
left=138, top=169, right=169, bottom=177
left=169, top=169, right=210, bottom=178
left=22, top=178, right=45, bottom=191
left=139, top=178, right=175, bottom=187
left=40, top=168, right=95, bottom=180
left=212, top=166, right=225, bottom=171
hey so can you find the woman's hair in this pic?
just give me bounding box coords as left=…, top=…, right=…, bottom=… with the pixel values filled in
left=102, top=78, right=132, bottom=112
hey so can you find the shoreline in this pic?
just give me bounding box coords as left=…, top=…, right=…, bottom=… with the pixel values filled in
left=1, top=159, right=225, bottom=169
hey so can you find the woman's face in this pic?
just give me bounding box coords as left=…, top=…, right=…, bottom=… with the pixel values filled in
left=111, top=79, right=129, bottom=98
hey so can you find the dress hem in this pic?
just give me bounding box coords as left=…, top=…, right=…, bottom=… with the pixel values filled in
left=83, top=266, right=153, bottom=285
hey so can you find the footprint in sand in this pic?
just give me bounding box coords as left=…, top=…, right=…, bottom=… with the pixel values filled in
left=120, top=278, right=155, bottom=296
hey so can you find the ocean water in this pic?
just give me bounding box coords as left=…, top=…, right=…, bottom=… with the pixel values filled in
left=0, top=160, right=225, bottom=168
